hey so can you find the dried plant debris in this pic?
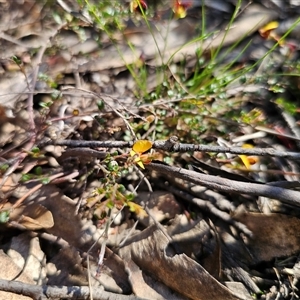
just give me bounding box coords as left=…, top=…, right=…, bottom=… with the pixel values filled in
left=1, top=0, right=300, bottom=299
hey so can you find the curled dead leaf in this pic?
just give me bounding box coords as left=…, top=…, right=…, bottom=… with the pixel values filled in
left=0, top=175, right=18, bottom=194
left=10, top=204, right=54, bottom=230
left=120, top=225, right=242, bottom=300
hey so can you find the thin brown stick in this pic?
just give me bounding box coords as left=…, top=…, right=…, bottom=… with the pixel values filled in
left=0, top=279, right=146, bottom=300
left=59, top=148, right=107, bottom=160
left=41, top=139, right=132, bottom=148
left=0, top=23, right=67, bottom=191
left=166, top=184, right=252, bottom=236
left=27, top=44, right=47, bottom=132
left=41, top=136, right=300, bottom=161
left=146, top=162, right=300, bottom=207
left=10, top=172, right=65, bottom=209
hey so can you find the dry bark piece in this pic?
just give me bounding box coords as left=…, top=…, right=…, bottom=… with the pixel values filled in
left=120, top=225, right=243, bottom=300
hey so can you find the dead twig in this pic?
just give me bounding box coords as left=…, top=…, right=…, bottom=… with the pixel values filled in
left=166, top=184, right=252, bottom=237
left=59, top=148, right=107, bottom=160
left=146, top=162, right=300, bottom=207
left=41, top=139, right=131, bottom=148
left=0, top=279, right=146, bottom=300
left=0, top=23, right=67, bottom=192
left=41, top=137, right=300, bottom=161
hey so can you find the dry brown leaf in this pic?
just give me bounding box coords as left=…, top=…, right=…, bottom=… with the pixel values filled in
left=225, top=282, right=253, bottom=300
left=21, top=205, right=54, bottom=230
left=7, top=232, right=46, bottom=285
left=234, top=212, right=300, bottom=262
left=123, top=259, right=188, bottom=300
left=120, top=225, right=243, bottom=300
left=10, top=204, right=54, bottom=230
left=0, top=174, right=18, bottom=194
left=168, top=216, right=220, bottom=273
left=0, top=250, right=34, bottom=300
left=20, top=183, right=131, bottom=292
left=135, top=191, right=181, bottom=226
left=21, top=185, right=82, bottom=247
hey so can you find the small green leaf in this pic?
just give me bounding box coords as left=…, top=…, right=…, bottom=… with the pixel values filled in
left=39, top=101, right=53, bottom=108
left=0, top=164, right=9, bottom=172
left=0, top=211, right=10, bottom=223
left=41, top=177, right=50, bottom=184
left=38, top=73, right=49, bottom=81
left=31, top=147, right=40, bottom=154
left=21, top=174, right=33, bottom=182
left=107, top=160, right=119, bottom=171
left=12, top=56, right=22, bottom=65
left=107, top=200, right=114, bottom=209
left=118, top=184, right=126, bottom=193
left=125, top=193, right=134, bottom=201
left=51, top=90, right=61, bottom=100
left=34, top=166, right=43, bottom=175
left=275, top=98, right=297, bottom=115
left=52, top=12, right=63, bottom=25
left=97, top=100, right=105, bottom=110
